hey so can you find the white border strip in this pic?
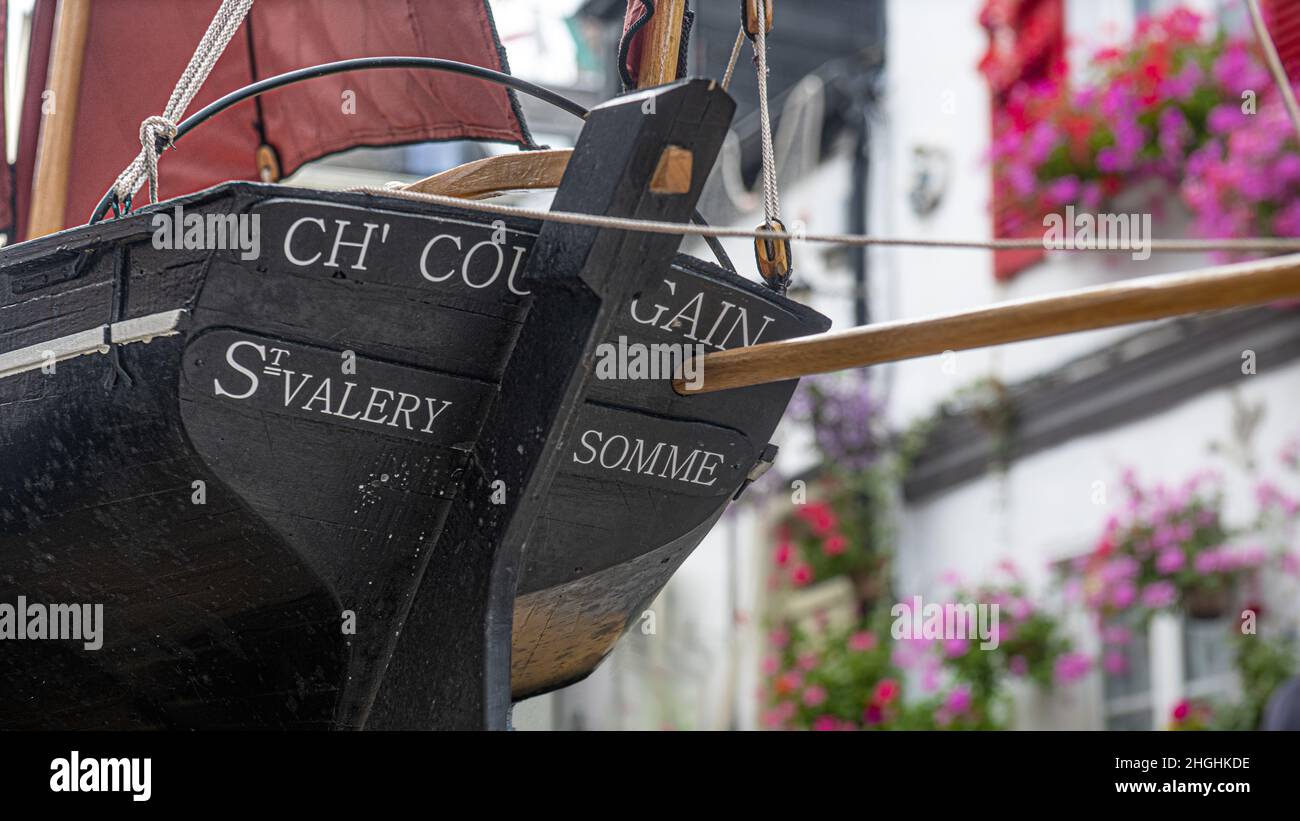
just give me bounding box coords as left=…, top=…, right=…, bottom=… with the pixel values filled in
left=0, top=309, right=186, bottom=381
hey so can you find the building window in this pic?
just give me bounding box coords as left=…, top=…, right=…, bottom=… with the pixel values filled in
left=1183, top=616, right=1235, bottom=702
left=1102, top=613, right=1154, bottom=730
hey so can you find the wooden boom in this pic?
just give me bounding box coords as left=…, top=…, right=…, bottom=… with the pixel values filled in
left=675, top=253, right=1300, bottom=395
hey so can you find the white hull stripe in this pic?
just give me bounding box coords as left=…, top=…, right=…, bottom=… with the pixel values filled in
left=0, top=309, right=186, bottom=382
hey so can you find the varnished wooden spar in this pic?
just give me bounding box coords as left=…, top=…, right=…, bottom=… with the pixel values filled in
left=403, top=149, right=572, bottom=199
left=675, top=253, right=1300, bottom=394
left=27, top=0, right=93, bottom=238
left=637, top=0, right=689, bottom=88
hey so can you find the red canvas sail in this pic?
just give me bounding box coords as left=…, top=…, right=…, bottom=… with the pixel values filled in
left=0, top=0, right=11, bottom=235
left=13, top=0, right=533, bottom=239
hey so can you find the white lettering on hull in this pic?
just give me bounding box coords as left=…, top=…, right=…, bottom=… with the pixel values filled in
left=212, top=340, right=454, bottom=436
left=572, top=428, right=725, bottom=488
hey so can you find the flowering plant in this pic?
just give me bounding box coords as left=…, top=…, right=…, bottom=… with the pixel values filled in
left=1168, top=698, right=1213, bottom=730
left=993, top=7, right=1300, bottom=254
left=772, top=481, right=891, bottom=594
left=936, top=568, right=1088, bottom=694
left=769, top=373, right=898, bottom=597
left=762, top=617, right=993, bottom=730
left=1072, top=469, right=1264, bottom=627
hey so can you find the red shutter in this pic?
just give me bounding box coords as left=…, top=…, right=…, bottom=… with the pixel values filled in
left=1264, top=0, right=1300, bottom=80
left=980, top=0, right=1066, bottom=281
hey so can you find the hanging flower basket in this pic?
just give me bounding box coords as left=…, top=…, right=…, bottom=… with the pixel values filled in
left=1182, top=582, right=1233, bottom=620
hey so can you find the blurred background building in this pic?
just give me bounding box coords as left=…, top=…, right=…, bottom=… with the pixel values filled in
left=515, top=0, right=1300, bottom=731
left=6, top=0, right=1297, bottom=730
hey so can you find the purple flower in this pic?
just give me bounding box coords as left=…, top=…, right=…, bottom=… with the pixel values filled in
left=943, top=685, right=972, bottom=715
left=1110, top=580, right=1138, bottom=609
left=1140, top=581, right=1177, bottom=609
left=1046, top=175, right=1081, bottom=205
left=1207, top=104, right=1246, bottom=135
left=1194, top=549, right=1222, bottom=574
left=1156, top=548, right=1186, bottom=574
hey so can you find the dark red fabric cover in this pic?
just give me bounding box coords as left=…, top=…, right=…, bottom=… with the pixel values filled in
left=15, top=0, right=530, bottom=238
left=619, top=0, right=652, bottom=89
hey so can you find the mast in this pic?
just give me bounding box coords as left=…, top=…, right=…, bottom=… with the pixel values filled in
left=27, top=0, right=91, bottom=238
left=636, top=0, right=688, bottom=88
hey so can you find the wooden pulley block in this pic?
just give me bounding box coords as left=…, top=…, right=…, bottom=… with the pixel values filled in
left=742, top=0, right=775, bottom=39
left=754, top=218, right=792, bottom=292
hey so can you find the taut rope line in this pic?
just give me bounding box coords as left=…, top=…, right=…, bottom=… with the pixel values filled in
left=352, top=184, right=1300, bottom=254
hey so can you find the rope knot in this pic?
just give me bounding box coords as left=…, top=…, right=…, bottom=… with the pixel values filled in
left=108, top=0, right=254, bottom=212
left=140, top=115, right=179, bottom=150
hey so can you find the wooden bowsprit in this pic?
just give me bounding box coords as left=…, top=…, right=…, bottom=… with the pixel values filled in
left=674, top=253, right=1300, bottom=395
left=364, top=79, right=735, bottom=730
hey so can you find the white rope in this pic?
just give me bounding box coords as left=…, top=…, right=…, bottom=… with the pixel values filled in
left=349, top=184, right=1300, bottom=254
left=721, top=27, right=745, bottom=92
left=753, top=3, right=780, bottom=227
left=112, top=0, right=254, bottom=206
left=1245, top=0, right=1300, bottom=145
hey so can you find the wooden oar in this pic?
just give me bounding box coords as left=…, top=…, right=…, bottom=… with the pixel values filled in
left=674, top=253, right=1300, bottom=395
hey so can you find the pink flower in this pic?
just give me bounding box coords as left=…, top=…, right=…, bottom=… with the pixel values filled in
left=1103, top=650, right=1128, bottom=675
left=797, top=652, right=819, bottom=672
left=862, top=703, right=884, bottom=725
left=873, top=678, right=899, bottom=704
left=790, top=564, right=813, bottom=587
left=1054, top=651, right=1091, bottom=684
left=773, top=541, right=793, bottom=567
left=761, top=655, right=779, bottom=675
left=848, top=631, right=877, bottom=652
left=944, top=637, right=970, bottom=658
left=1009, top=655, right=1029, bottom=676
left=1171, top=699, right=1191, bottom=721
left=769, top=628, right=789, bottom=648
left=802, top=685, right=827, bottom=707
left=822, top=534, right=847, bottom=556
left=811, top=715, right=838, bottom=731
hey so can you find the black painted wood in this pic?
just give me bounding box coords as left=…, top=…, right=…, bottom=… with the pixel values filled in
left=365, top=80, right=736, bottom=729
left=0, top=107, right=828, bottom=728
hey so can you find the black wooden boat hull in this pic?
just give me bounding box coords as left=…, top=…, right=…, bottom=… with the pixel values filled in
left=0, top=182, right=827, bottom=728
